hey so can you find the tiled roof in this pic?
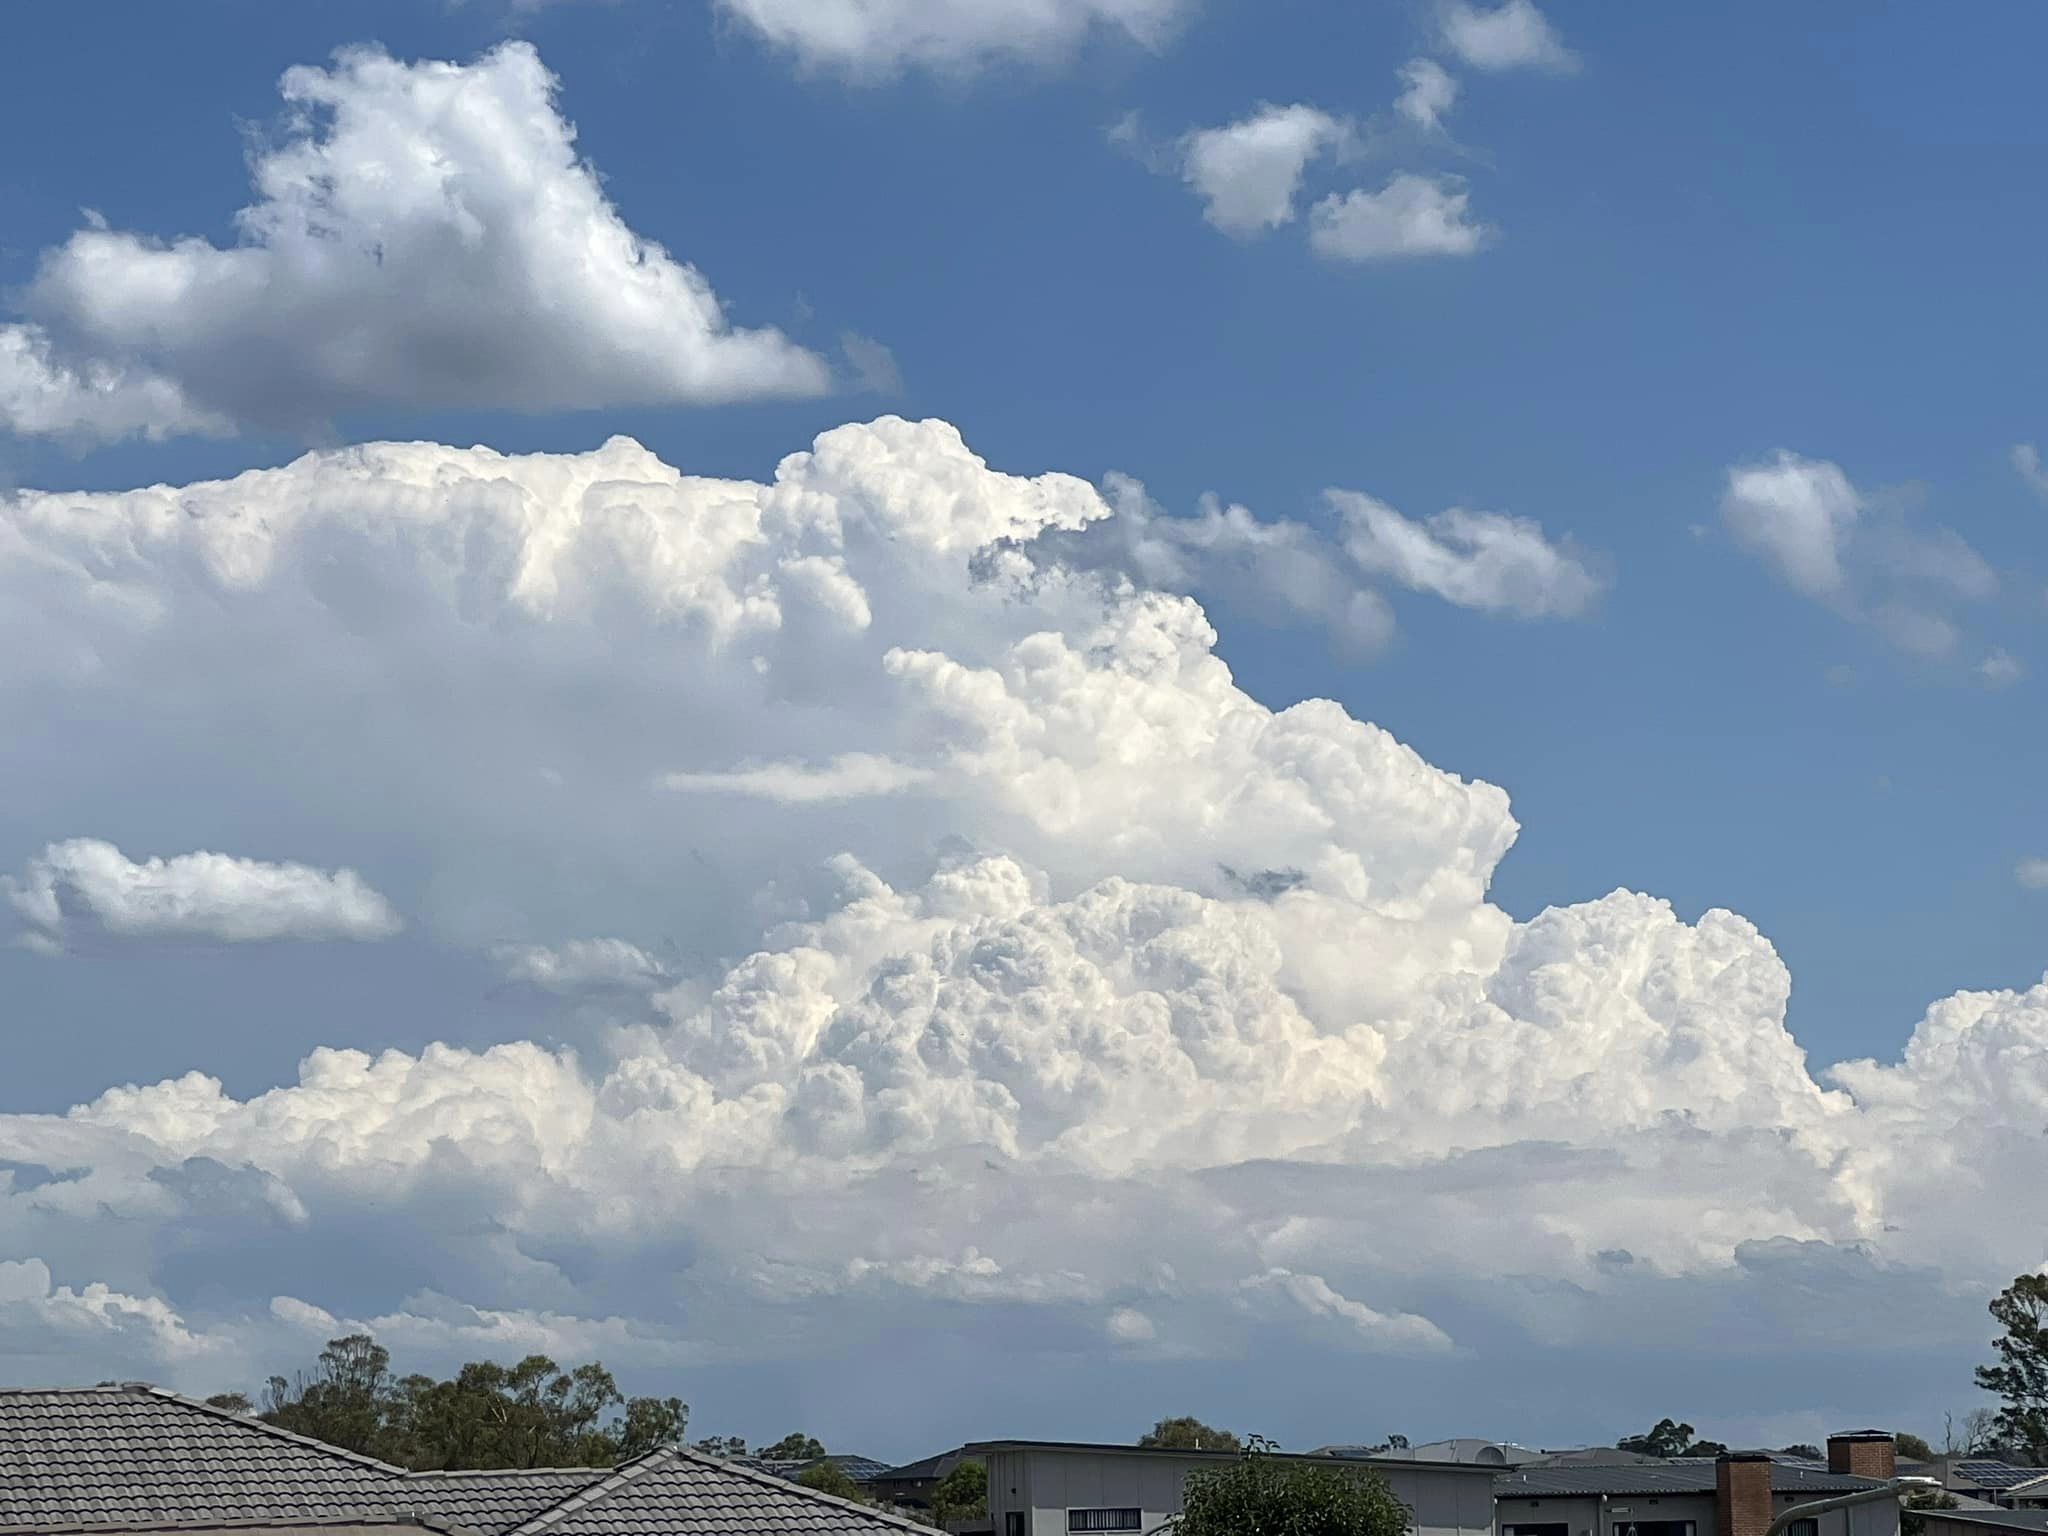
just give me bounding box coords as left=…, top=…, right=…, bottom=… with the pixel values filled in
left=1495, top=1463, right=1884, bottom=1498
left=0, top=1388, right=409, bottom=1530
left=401, top=1473, right=607, bottom=1531
left=509, top=1449, right=938, bottom=1536
left=0, top=1388, right=918, bottom=1536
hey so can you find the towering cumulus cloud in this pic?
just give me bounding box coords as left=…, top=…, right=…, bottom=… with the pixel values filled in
left=0, top=418, right=2040, bottom=1431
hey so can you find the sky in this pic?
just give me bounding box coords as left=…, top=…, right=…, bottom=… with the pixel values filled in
left=0, top=0, right=2042, bottom=1462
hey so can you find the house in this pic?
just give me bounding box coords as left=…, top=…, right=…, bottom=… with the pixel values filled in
left=869, top=1450, right=978, bottom=1512
left=0, top=1385, right=936, bottom=1536
left=1913, top=1511, right=2048, bottom=1536
left=1493, top=1434, right=1907, bottom=1536
left=966, top=1438, right=1501, bottom=1536
left=1314, top=1441, right=1544, bottom=1468
left=1945, top=1466, right=2048, bottom=1510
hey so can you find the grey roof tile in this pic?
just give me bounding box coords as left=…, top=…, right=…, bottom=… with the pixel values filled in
left=510, top=1450, right=940, bottom=1536
left=1, top=1389, right=931, bottom=1536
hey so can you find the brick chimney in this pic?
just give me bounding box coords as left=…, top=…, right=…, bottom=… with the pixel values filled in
left=1719, top=1452, right=1774, bottom=1536
left=1828, top=1432, right=1897, bottom=1480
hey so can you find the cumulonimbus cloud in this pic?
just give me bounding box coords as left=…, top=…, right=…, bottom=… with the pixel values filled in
left=0, top=419, right=2040, bottom=1438
left=0, top=42, right=831, bottom=444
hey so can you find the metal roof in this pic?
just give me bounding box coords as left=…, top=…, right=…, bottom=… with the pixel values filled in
left=1912, top=1513, right=2048, bottom=1534
left=1494, top=1463, right=1886, bottom=1498
left=0, top=1387, right=925, bottom=1536
left=1955, top=1466, right=2048, bottom=1492
left=963, top=1440, right=1499, bottom=1474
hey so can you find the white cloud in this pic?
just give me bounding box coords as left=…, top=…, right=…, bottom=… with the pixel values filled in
left=1309, top=174, right=1491, bottom=262
left=1979, top=649, right=2024, bottom=689
left=1179, top=104, right=1348, bottom=237
left=1333, top=490, right=1601, bottom=617
left=714, top=0, right=1186, bottom=77
left=1240, top=1268, right=1453, bottom=1353
left=0, top=1259, right=223, bottom=1364
left=1721, top=452, right=2004, bottom=670
left=2, top=417, right=2045, bottom=1438
left=0, top=43, right=828, bottom=444
left=2016, top=859, right=2048, bottom=890
left=495, top=938, right=673, bottom=994
left=2014, top=443, right=2048, bottom=498
left=1395, top=59, right=1460, bottom=133
left=1028, top=475, right=1397, bottom=655
left=1723, top=452, right=1862, bottom=598
left=661, top=753, right=936, bottom=803
left=1438, top=0, right=1577, bottom=74
left=5, top=840, right=400, bottom=950
left=1105, top=1306, right=1156, bottom=1342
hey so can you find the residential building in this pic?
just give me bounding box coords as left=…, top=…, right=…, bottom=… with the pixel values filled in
left=1313, top=1441, right=1544, bottom=1467
left=1494, top=1435, right=1907, bottom=1536
left=0, top=1385, right=933, bottom=1536
left=870, top=1450, right=978, bottom=1513
left=1914, top=1511, right=2048, bottom=1536
left=1945, top=1467, right=2048, bottom=1510
left=968, top=1438, right=1501, bottom=1536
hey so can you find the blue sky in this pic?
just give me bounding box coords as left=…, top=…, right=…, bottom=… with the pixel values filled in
left=0, top=0, right=2042, bottom=1458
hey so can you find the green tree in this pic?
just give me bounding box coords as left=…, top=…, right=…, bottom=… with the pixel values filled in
left=1902, top=1488, right=1960, bottom=1536
left=1976, top=1275, right=2048, bottom=1460
left=250, top=1334, right=686, bottom=1470
left=931, top=1461, right=988, bottom=1526
left=205, top=1392, right=254, bottom=1415
left=1893, top=1433, right=1934, bottom=1463
left=798, top=1462, right=868, bottom=1503
left=1178, top=1442, right=1412, bottom=1536
left=1774, top=1445, right=1823, bottom=1461
left=694, top=1435, right=748, bottom=1458
left=1139, top=1416, right=1242, bottom=1452
left=763, top=1433, right=828, bottom=1460
left=1617, top=1420, right=1722, bottom=1459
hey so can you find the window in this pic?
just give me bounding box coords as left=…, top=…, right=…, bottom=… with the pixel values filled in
left=1508, top=1523, right=1571, bottom=1536
left=1006, top=1515, right=1024, bottom=1536
left=1786, top=1521, right=1819, bottom=1536
left=1068, top=1511, right=1143, bottom=1533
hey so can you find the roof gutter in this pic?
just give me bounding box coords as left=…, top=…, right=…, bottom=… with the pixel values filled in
left=1765, top=1477, right=1945, bottom=1536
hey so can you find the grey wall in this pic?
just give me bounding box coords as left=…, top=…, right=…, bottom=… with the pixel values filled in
left=1498, top=1490, right=1901, bottom=1536
left=982, top=1448, right=1498, bottom=1536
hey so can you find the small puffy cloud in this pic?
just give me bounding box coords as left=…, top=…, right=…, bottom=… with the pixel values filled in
left=1723, top=452, right=1862, bottom=599
left=494, top=938, right=673, bottom=994
left=2017, top=859, right=2048, bottom=890
left=1978, top=649, right=2024, bottom=689
left=841, top=333, right=904, bottom=396
left=1722, top=452, right=2003, bottom=670
left=2014, top=443, right=2048, bottom=498
left=1333, top=490, right=1601, bottom=617
left=5, top=840, right=400, bottom=950
left=1179, top=104, right=1349, bottom=237
left=1395, top=59, right=1460, bottom=133
left=1309, top=174, right=1491, bottom=262
left=1027, top=475, right=1396, bottom=656
left=0, top=43, right=829, bottom=444
left=1105, top=1306, right=1156, bottom=1342
left=714, top=0, right=1186, bottom=78
left=1438, top=0, right=1577, bottom=74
